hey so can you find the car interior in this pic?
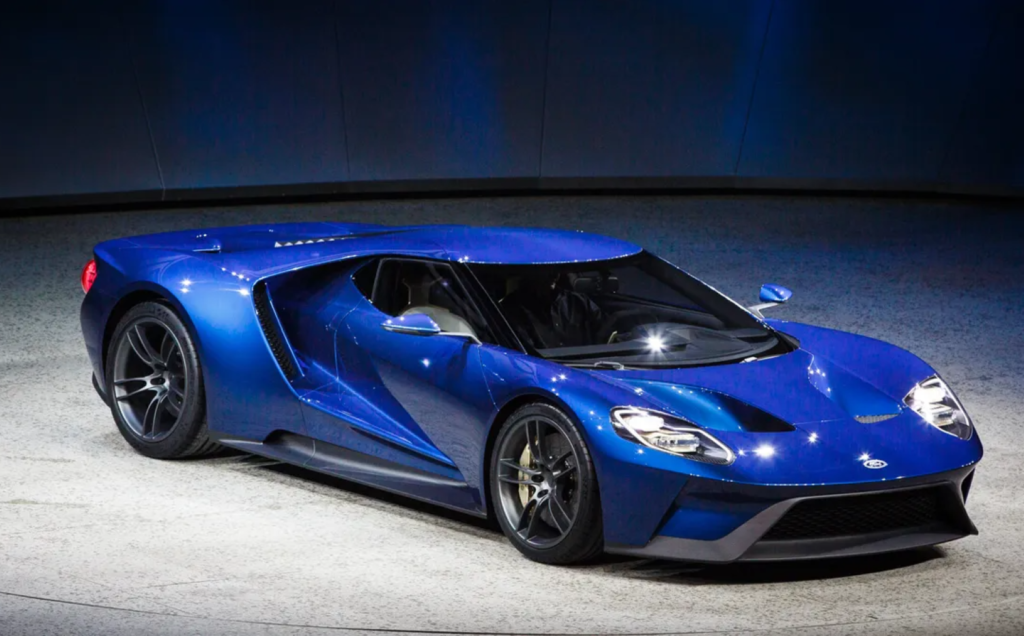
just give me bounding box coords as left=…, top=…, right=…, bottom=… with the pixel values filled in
left=370, top=259, right=482, bottom=338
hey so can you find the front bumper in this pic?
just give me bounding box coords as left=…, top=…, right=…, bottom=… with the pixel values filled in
left=605, top=465, right=977, bottom=563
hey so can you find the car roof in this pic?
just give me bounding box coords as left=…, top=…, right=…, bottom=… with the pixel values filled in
left=111, top=223, right=644, bottom=278
left=402, top=225, right=641, bottom=265
left=239, top=223, right=642, bottom=266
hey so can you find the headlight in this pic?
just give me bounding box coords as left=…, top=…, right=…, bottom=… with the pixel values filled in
left=610, top=407, right=735, bottom=465
left=904, top=376, right=972, bottom=440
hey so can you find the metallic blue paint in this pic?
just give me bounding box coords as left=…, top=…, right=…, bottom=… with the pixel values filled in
left=80, top=223, right=983, bottom=561
left=759, top=283, right=792, bottom=304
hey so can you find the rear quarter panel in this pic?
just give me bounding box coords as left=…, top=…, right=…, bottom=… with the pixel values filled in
left=82, top=241, right=303, bottom=441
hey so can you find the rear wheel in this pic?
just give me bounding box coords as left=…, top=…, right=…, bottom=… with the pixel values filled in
left=490, top=403, right=604, bottom=564
left=105, top=301, right=219, bottom=459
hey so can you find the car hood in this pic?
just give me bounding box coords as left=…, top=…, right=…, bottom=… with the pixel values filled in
left=609, top=348, right=904, bottom=429
left=583, top=343, right=981, bottom=484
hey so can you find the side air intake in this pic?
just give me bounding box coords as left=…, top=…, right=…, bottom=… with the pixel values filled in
left=252, top=281, right=301, bottom=381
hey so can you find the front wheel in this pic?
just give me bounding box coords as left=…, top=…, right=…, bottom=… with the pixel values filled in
left=105, top=301, right=219, bottom=459
left=490, top=403, right=604, bottom=564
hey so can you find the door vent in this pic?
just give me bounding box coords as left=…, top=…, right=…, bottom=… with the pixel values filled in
left=252, top=281, right=300, bottom=380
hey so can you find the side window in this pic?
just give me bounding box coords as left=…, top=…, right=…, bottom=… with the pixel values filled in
left=352, top=259, right=379, bottom=302
left=372, top=260, right=495, bottom=344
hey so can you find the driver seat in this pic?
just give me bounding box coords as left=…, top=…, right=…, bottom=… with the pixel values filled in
left=398, top=272, right=478, bottom=337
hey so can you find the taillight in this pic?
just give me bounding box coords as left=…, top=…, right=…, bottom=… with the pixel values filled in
left=81, top=259, right=97, bottom=294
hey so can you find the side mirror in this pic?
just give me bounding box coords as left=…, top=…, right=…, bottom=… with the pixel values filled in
left=749, top=283, right=792, bottom=318
left=381, top=313, right=441, bottom=336
left=759, top=283, right=792, bottom=304
left=381, top=313, right=482, bottom=345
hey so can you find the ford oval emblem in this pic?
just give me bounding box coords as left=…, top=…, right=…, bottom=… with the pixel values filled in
left=863, top=459, right=887, bottom=469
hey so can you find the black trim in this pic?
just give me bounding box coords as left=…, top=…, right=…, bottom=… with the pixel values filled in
left=455, top=261, right=527, bottom=353
left=760, top=485, right=954, bottom=541
left=3, top=177, right=1023, bottom=214
left=252, top=281, right=301, bottom=380
left=961, top=469, right=975, bottom=502
left=605, top=466, right=978, bottom=563
left=212, top=431, right=485, bottom=518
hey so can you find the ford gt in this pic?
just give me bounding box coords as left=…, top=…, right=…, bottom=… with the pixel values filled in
left=79, top=223, right=982, bottom=564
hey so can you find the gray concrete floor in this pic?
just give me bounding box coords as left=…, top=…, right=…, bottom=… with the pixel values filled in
left=1, top=195, right=1023, bottom=636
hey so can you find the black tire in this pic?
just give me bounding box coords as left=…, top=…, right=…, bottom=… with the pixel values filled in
left=490, top=403, right=604, bottom=565
left=105, top=301, right=219, bottom=459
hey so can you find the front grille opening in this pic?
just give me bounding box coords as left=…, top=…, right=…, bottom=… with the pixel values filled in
left=762, top=487, right=951, bottom=541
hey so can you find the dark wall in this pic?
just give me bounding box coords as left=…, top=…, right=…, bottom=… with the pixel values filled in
left=1, top=0, right=1020, bottom=208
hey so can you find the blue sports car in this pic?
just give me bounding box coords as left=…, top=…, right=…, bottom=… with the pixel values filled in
left=80, top=223, right=982, bottom=564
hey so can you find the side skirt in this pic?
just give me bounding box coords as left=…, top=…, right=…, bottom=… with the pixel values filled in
left=213, top=431, right=486, bottom=518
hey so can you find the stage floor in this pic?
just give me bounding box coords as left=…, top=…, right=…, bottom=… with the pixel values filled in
left=1, top=195, right=1022, bottom=636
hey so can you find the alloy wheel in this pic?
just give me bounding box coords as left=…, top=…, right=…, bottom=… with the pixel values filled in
left=495, top=416, right=581, bottom=548
left=111, top=319, right=188, bottom=442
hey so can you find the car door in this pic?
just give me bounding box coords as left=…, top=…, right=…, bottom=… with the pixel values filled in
left=316, top=258, right=499, bottom=504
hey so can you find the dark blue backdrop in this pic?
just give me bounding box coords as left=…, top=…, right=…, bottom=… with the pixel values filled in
left=1, top=0, right=1021, bottom=208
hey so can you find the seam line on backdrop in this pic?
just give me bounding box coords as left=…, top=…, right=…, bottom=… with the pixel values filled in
left=333, top=1, right=352, bottom=179
left=536, top=0, right=555, bottom=177
left=126, top=29, right=165, bottom=200
left=733, top=0, right=776, bottom=176
left=936, top=1, right=1007, bottom=182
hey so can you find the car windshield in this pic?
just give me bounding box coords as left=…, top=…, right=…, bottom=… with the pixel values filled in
left=470, top=252, right=791, bottom=368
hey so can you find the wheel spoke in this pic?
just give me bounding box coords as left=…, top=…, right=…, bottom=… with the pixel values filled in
left=515, top=497, right=538, bottom=533
left=167, top=381, right=185, bottom=400
left=164, top=394, right=182, bottom=417
left=553, top=463, right=577, bottom=481
left=159, top=330, right=175, bottom=364
left=499, top=459, right=538, bottom=476
left=151, top=395, right=169, bottom=437
left=127, top=325, right=159, bottom=367
left=548, top=493, right=573, bottom=532
left=140, top=394, right=161, bottom=437
left=551, top=449, right=572, bottom=469
left=498, top=474, right=534, bottom=486
left=113, top=376, right=150, bottom=386
left=116, top=385, right=158, bottom=401
left=526, top=420, right=546, bottom=465
left=548, top=491, right=574, bottom=534
left=524, top=495, right=546, bottom=540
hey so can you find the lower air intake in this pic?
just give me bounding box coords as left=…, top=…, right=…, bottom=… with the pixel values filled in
left=762, top=487, right=947, bottom=541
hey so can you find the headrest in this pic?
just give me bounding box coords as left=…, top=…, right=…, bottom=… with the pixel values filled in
left=570, top=274, right=618, bottom=294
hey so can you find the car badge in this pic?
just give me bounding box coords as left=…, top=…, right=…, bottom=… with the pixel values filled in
left=863, top=458, right=887, bottom=469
